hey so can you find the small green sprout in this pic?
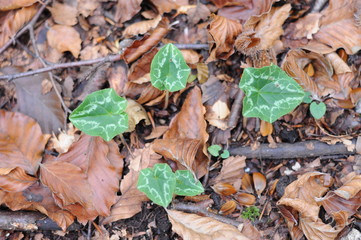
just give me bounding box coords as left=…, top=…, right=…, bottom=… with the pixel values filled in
left=137, top=163, right=204, bottom=207
left=241, top=206, right=260, bottom=221
left=69, top=88, right=128, bottom=141
left=208, top=145, right=229, bottom=159
left=310, top=101, right=326, bottom=119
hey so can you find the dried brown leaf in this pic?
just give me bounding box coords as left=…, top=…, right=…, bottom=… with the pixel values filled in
left=149, top=0, right=188, bottom=14
left=103, top=144, right=163, bottom=224
left=219, top=200, right=237, bottom=215
left=187, top=3, right=210, bottom=25
left=76, top=0, right=98, bottom=17
left=0, top=110, right=50, bottom=175
left=47, top=25, right=82, bottom=58
left=163, top=87, right=209, bottom=178
left=234, top=192, right=256, bottom=206
left=181, top=49, right=201, bottom=65
left=48, top=2, right=78, bottom=26
left=283, top=13, right=321, bottom=40
left=128, top=48, right=158, bottom=82
left=0, top=4, right=38, bottom=48
left=252, top=172, right=266, bottom=196
left=334, top=174, right=361, bottom=200
left=145, top=125, right=169, bottom=140
left=0, top=167, right=36, bottom=192
left=125, top=99, right=151, bottom=132
left=241, top=173, right=254, bottom=193
left=211, top=155, right=246, bottom=188
left=260, top=120, right=273, bottom=136
left=124, top=15, right=162, bottom=37
left=207, top=14, right=242, bottom=62
left=115, top=0, right=142, bottom=23
left=196, top=63, right=209, bottom=84
left=212, top=182, right=237, bottom=196
left=205, top=99, right=230, bottom=130
left=107, top=61, right=128, bottom=96
left=0, top=0, right=37, bottom=10
left=124, top=82, right=163, bottom=105
left=167, top=209, right=250, bottom=240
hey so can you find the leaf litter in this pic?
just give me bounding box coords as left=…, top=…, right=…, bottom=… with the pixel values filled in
left=0, top=0, right=360, bottom=239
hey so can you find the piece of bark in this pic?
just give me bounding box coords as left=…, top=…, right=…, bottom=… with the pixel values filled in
left=228, top=140, right=356, bottom=159
left=0, top=211, right=81, bottom=231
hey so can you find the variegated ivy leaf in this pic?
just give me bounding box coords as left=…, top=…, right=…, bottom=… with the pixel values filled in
left=239, top=65, right=305, bottom=123
left=174, top=170, right=204, bottom=196
left=137, top=163, right=176, bottom=207
left=150, top=43, right=191, bottom=92
left=69, top=88, right=128, bottom=141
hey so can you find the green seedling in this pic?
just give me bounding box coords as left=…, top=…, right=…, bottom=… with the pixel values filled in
left=69, top=88, right=128, bottom=141
left=239, top=65, right=305, bottom=123
left=137, top=163, right=204, bottom=207
left=208, top=144, right=229, bottom=159
left=241, top=206, right=260, bottom=221
left=150, top=43, right=191, bottom=108
left=310, top=101, right=326, bottom=119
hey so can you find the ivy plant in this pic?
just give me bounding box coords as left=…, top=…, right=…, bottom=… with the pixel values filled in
left=150, top=43, right=191, bottom=108
left=208, top=144, right=229, bottom=159
left=239, top=65, right=305, bottom=123
left=69, top=88, right=128, bottom=141
left=137, top=163, right=204, bottom=207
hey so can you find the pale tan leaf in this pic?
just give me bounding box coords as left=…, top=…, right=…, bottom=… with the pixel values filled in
left=48, top=2, right=78, bottom=26
left=283, top=13, right=321, bottom=40
left=149, top=0, right=188, bottom=14
left=211, top=155, right=246, bottom=187
left=123, top=15, right=162, bottom=37
left=260, top=120, right=273, bottom=136
left=144, top=125, right=169, bottom=140
left=205, top=100, right=230, bottom=130
left=103, top=144, right=163, bottom=224
left=50, top=123, right=77, bottom=154
left=253, top=172, right=266, bottom=196
left=0, top=167, right=36, bottom=192
left=325, top=52, right=351, bottom=75
left=115, top=0, right=142, bottom=23
left=163, top=87, right=209, bottom=178
left=197, top=63, right=209, bottom=84
left=181, top=49, right=201, bottom=65
left=167, top=209, right=250, bottom=240
left=0, top=110, right=50, bottom=175
left=0, top=0, right=37, bottom=10
left=207, top=14, right=242, bottom=62
left=125, top=99, right=151, bottom=132
left=0, top=4, right=38, bottom=48
left=47, top=25, right=82, bottom=58
left=76, top=0, right=98, bottom=17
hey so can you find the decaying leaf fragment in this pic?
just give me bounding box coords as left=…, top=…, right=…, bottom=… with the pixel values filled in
left=167, top=209, right=250, bottom=240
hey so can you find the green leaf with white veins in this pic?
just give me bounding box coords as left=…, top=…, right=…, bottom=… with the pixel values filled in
left=69, top=88, right=128, bottom=141
left=174, top=170, right=204, bottom=196
left=239, top=65, right=305, bottom=123
left=137, top=163, right=176, bottom=207
left=150, top=43, right=191, bottom=92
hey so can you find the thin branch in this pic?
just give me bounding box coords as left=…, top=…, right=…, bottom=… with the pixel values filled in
left=0, top=0, right=51, bottom=55
left=227, top=88, right=245, bottom=129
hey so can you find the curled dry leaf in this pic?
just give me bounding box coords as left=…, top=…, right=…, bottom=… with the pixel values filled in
left=50, top=123, right=77, bottom=154
left=0, top=167, right=36, bottom=192
left=48, top=2, right=78, bottom=26
left=0, top=4, right=38, bottom=48
left=0, top=110, right=50, bottom=175
left=207, top=14, right=242, bottom=62
left=212, top=182, right=237, bottom=196
left=128, top=48, right=158, bottom=82
left=211, top=155, right=246, bottom=190
left=46, top=24, right=82, bottom=58
left=234, top=192, right=256, bottom=206
left=205, top=99, right=230, bottom=130
left=162, top=86, right=209, bottom=178
left=0, top=0, right=37, bottom=10
left=197, top=63, right=209, bottom=84
left=103, top=144, right=163, bottom=224
left=125, top=99, right=151, bottom=132
left=123, top=15, right=162, bottom=37
left=219, top=200, right=237, bottom=215
left=167, top=209, right=250, bottom=240
left=124, top=82, right=163, bottom=105
left=241, top=173, right=254, bottom=193
left=181, top=49, right=201, bottom=65
left=283, top=13, right=322, bottom=40
left=252, top=172, right=266, bottom=196
left=114, top=0, right=142, bottom=23
left=334, top=173, right=361, bottom=200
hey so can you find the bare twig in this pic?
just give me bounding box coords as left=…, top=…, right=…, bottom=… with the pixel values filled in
left=172, top=43, right=209, bottom=50
left=227, top=88, right=245, bottom=129
left=228, top=139, right=356, bottom=159
left=0, top=0, right=51, bottom=55
left=171, top=200, right=242, bottom=227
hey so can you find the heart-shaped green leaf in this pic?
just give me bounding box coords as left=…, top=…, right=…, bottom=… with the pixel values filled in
left=150, top=43, right=191, bottom=92
left=239, top=65, right=305, bottom=123
left=208, top=144, right=222, bottom=157
left=220, top=149, right=230, bottom=159
left=69, top=88, right=128, bottom=141
left=137, top=163, right=176, bottom=207
left=310, top=101, right=326, bottom=119
left=174, top=170, right=204, bottom=196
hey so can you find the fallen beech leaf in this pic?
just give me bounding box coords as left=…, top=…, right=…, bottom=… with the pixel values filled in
left=124, top=15, right=162, bottom=37
left=241, top=220, right=262, bottom=240
left=167, top=209, right=250, bottom=240
left=241, top=173, right=254, bottom=193
left=0, top=4, right=38, bottom=48
left=0, top=167, right=36, bottom=192
left=0, top=110, right=50, bottom=175
left=114, top=0, right=142, bottom=23
left=149, top=0, right=188, bottom=14
left=197, top=63, right=209, bottom=84
left=128, top=48, right=158, bottom=82
left=124, top=82, right=163, bottom=105
left=125, top=99, right=151, bottom=132
left=50, top=123, right=77, bottom=154
left=211, top=156, right=246, bottom=189
left=144, top=125, right=169, bottom=140
left=153, top=138, right=201, bottom=173
left=234, top=192, right=256, bottom=206
left=0, top=0, right=37, bottom=10
left=47, top=24, right=82, bottom=58
left=48, top=2, right=78, bottom=26
left=205, top=99, right=230, bottom=130
left=187, top=3, right=210, bottom=25
left=181, top=49, right=201, bottom=65
left=283, top=13, right=321, bottom=40
left=303, top=0, right=361, bottom=54
left=103, top=144, right=163, bottom=224
left=253, top=172, right=266, bottom=196
left=207, top=14, right=242, bottom=62
left=76, top=0, right=98, bottom=17
left=107, top=61, right=128, bottom=96
left=219, top=200, right=237, bottom=215
left=212, top=182, right=237, bottom=196
left=163, top=86, right=209, bottom=178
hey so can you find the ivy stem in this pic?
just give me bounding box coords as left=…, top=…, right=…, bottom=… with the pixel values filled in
left=163, top=90, right=170, bottom=110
